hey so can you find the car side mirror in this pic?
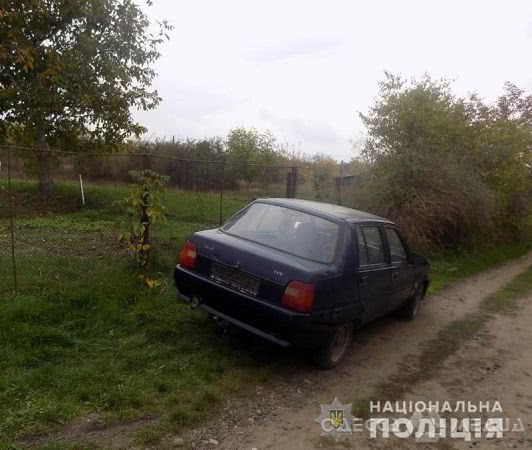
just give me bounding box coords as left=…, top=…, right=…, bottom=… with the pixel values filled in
left=409, top=252, right=422, bottom=264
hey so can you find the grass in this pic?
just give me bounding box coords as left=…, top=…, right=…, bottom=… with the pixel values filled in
left=482, top=264, right=532, bottom=313
left=0, top=179, right=530, bottom=448
left=428, top=242, right=532, bottom=294
left=0, top=180, right=270, bottom=448
left=134, top=425, right=163, bottom=447
left=0, top=179, right=246, bottom=221
left=352, top=264, right=532, bottom=419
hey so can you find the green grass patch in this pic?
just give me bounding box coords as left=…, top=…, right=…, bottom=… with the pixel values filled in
left=0, top=180, right=270, bottom=447
left=0, top=253, right=286, bottom=443
left=481, top=265, right=532, bottom=313
left=428, top=241, right=532, bottom=294
left=134, top=424, right=163, bottom=447
left=15, top=214, right=114, bottom=232
left=1, top=178, right=247, bottom=223
left=21, top=441, right=95, bottom=450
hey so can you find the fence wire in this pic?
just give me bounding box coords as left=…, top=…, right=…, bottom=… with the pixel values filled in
left=0, top=145, right=353, bottom=293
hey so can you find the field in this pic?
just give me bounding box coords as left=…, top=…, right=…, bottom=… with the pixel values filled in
left=0, top=180, right=531, bottom=448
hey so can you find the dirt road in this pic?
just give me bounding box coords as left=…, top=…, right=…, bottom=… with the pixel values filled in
left=187, top=251, right=532, bottom=450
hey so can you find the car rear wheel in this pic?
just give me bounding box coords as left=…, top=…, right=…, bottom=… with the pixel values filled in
left=313, top=322, right=354, bottom=369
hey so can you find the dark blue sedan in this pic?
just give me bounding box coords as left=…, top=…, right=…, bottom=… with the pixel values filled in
left=174, top=198, right=430, bottom=368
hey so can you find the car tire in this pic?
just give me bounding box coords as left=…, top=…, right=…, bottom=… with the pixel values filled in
left=396, top=287, right=423, bottom=321
left=313, top=322, right=354, bottom=369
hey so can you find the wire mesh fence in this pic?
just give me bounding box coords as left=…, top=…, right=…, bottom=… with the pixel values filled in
left=0, top=144, right=353, bottom=294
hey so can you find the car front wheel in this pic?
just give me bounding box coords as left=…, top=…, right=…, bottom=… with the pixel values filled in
left=313, top=322, right=354, bottom=369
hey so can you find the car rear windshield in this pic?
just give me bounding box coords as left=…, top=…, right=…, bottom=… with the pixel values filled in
left=221, top=203, right=340, bottom=263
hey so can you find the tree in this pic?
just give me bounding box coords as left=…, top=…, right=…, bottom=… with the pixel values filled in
left=353, top=73, right=531, bottom=248
left=226, top=128, right=280, bottom=187
left=359, top=72, right=474, bottom=164
left=0, top=0, right=171, bottom=198
left=473, top=84, right=532, bottom=201
left=310, top=153, right=338, bottom=201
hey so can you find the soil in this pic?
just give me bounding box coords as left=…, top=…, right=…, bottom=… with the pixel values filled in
left=185, top=251, right=532, bottom=450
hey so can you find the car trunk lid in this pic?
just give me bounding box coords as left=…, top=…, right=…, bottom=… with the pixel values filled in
left=190, top=229, right=336, bottom=306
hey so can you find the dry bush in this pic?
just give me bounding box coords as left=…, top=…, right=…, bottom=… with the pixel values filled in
left=353, top=73, right=531, bottom=251
left=349, top=154, right=495, bottom=250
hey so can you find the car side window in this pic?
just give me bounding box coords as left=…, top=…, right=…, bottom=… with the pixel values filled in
left=358, top=226, right=386, bottom=266
left=385, top=227, right=408, bottom=263
left=357, top=228, right=369, bottom=266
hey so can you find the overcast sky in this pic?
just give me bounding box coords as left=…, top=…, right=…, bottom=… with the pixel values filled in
left=134, top=0, right=532, bottom=161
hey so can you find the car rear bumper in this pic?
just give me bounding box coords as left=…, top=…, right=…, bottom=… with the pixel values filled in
left=174, top=265, right=334, bottom=348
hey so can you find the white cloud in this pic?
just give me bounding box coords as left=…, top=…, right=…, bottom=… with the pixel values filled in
left=135, top=0, right=532, bottom=161
left=260, top=110, right=344, bottom=151
left=243, top=37, right=342, bottom=62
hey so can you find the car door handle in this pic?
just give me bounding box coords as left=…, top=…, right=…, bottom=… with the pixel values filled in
left=359, top=275, right=368, bottom=285
left=392, top=271, right=399, bottom=279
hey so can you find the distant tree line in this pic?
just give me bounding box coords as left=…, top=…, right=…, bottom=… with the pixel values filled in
left=4, top=126, right=351, bottom=199
left=70, top=128, right=320, bottom=192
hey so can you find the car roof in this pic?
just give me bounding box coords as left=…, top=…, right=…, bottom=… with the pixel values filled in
left=256, top=198, right=393, bottom=223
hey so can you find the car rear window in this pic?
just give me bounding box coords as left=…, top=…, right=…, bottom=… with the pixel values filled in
left=221, top=203, right=339, bottom=263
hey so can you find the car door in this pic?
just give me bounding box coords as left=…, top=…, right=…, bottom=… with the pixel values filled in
left=384, top=226, right=417, bottom=311
left=355, top=224, right=393, bottom=323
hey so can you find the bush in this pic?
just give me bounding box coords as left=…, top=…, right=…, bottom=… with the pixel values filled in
left=350, top=154, right=494, bottom=249
left=351, top=73, right=531, bottom=250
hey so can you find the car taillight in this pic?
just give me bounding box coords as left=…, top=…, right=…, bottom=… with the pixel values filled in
left=179, top=240, right=197, bottom=269
left=282, top=281, right=315, bottom=313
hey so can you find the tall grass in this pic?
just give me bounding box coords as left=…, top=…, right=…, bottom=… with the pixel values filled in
left=0, top=180, right=530, bottom=447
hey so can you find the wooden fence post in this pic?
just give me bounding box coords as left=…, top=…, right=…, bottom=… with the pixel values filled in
left=291, top=167, right=298, bottom=198
left=339, top=160, right=344, bottom=205
left=285, top=169, right=292, bottom=198
left=285, top=167, right=298, bottom=198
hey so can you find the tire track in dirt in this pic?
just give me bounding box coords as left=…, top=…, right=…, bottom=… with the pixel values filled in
left=186, top=251, right=532, bottom=450
left=388, top=292, right=532, bottom=450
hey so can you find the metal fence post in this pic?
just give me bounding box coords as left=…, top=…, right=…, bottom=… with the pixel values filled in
left=219, top=160, right=225, bottom=226
left=7, top=145, right=18, bottom=294
left=339, top=160, right=344, bottom=205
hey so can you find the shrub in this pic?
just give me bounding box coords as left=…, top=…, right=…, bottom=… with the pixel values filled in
left=350, top=153, right=494, bottom=249
left=121, top=170, right=169, bottom=273
left=351, top=73, right=531, bottom=250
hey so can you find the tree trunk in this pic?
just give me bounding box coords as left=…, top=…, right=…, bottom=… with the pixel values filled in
left=36, top=132, right=54, bottom=200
